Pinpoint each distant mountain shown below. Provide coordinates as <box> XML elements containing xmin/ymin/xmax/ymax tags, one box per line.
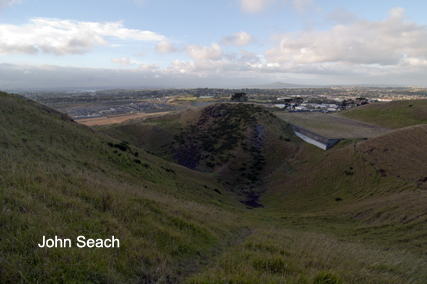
<box><xmin>241</xmin><ymin>81</ymin><xmax>330</xmax><ymax>89</ymax></box>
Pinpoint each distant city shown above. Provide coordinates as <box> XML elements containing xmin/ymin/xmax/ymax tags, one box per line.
<box><xmin>7</xmin><ymin>85</ymin><xmax>427</xmax><ymax>120</ymax></box>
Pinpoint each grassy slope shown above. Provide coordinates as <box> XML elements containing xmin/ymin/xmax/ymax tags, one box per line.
<box><xmin>190</xmin><ymin>126</ymin><xmax>427</xmax><ymax>283</ymax></box>
<box><xmin>262</xmin><ymin>125</ymin><xmax>427</xmax><ymax>253</ymax></box>
<box><xmin>339</xmin><ymin>99</ymin><xmax>427</xmax><ymax>129</ymax></box>
<box><xmin>99</xmin><ymin>103</ymin><xmax>300</xmax><ymax>206</ymax></box>
<box><xmin>0</xmin><ymin>92</ymin><xmax>248</xmax><ymax>283</ymax></box>
<box><xmin>2</xmin><ymin>93</ymin><xmax>427</xmax><ymax>283</ymax></box>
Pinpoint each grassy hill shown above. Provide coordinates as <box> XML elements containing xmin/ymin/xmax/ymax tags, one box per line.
<box><xmin>98</xmin><ymin>103</ymin><xmax>299</xmax><ymax>206</ymax></box>
<box><xmin>0</xmin><ymin>92</ymin><xmax>248</xmax><ymax>283</ymax></box>
<box><xmin>2</xmin><ymin>92</ymin><xmax>427</xmax><ymax>283</ymax></box>
<box><xmin>262</xmin><ymin>124</ymin><xmax>427</xmax><ymax>252</ymax></box>
<box><xmin>339</xmin><ymin>99</ymin><xmax>427</xmax><ymax>129</ymax></box>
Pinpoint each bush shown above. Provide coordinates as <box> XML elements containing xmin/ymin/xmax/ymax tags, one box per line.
<box><xmin>312</xmin><ymin>271</ymin><xmax>342</xmax><ymax>284</ymax></box>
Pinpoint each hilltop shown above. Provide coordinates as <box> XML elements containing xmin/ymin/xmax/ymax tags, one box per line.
<box><xmin>339</xmin><ymin>99</ymin><xmax>427</xmax><ymax>129</ymax></box>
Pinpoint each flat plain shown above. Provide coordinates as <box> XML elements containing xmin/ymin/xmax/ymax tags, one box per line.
<box><xmin>77</xmin><ymin>111</ymin><xmax>173</xmax><ymax>126</ymax></box>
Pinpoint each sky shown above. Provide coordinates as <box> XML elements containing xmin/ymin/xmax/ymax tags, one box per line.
<box><xmin>1</xmin><ymin>0</ymin><xmax>427</xmax><ymax>89</ymax></box>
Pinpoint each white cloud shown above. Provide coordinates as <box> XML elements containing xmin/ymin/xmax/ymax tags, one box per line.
<box><xmin>240</xmin><ymin>49</ymin><xmax>260</xmax><ymax>64</ymax></box>
<box><xmin>134</xmin><ymin>51</ymin><xmax>146</xmax><ymax>57</ymax></box>
<box><xmin>221</xmin><ymin>32</ymin><xmax>254</xmax><ymax>46</ymax></box>
<box><xmin>0</xmin><ymin>18</ymin><xmax>165</xmax><ymax>55</ymax></box>
<box><xmin>265</xmin><ymin>7</ymin><xmax>427</xmax><ymax>66</ymax></box>
<box><xmin>2</xmin><ymin>56</ymin><xmax>427</xmax><ymax>90</ymax></box>
<box><xmin>155</xmin><ymin>41</ymin><xmax>177</xmax><ymax>54</ymax></box>
<box><xmin>291</xmin><ymin>0</ymin><xmax>313</xmax><ymax>12</ymax></box>
<box><xmin>239</xmin><ymin>0</ymin><xmax>315</xmax><ymax>13</ymax></box>
<box><xmin>139</xmin><ymin>63</ymin><xmax>159</xmax><ymax>70</ymax></box>
<box><xmin>239</xmin><ymin>0</ymin><xmax>275</xmax><ymax>13</ymax></box>
<box><xmin>111</xmin><ymin>57</ymin><xmax>131</xmax><ymax>66</ymax></box>
<box><xmin>0</xmin><ymin>0</ymin><xmax>21</xmax><ymax>11</ymax></box>
<box><xmin>111</xmin><ymin>57</ymin><xmax>146</xmax><ymax>66</ymax></box>
<box><xmin>326</xmin><ymin>7</ymin><xmax>357</xmax><ymax>24</ymax></box>
<box><xmin>186</xmin><ymin>43</ymin><xmax>223</xmax><ymax>60</ymax></box>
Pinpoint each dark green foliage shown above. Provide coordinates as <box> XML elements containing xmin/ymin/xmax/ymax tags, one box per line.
<box><xmin>107</xmin><ymin>141</ymin><xmax>130</xmax><ymax>152</ymax></box>
<box><xmin>171</xmin><ymin>104</ymin><xmax>262</xmax><ymax>170</ymax></box>
<box><xmin>312</xmin><ymin>271</ymin><xmax>342</xmax><ymax>284</ymax></box>
<box><xmin>230</xmin><ymin>92</ymin><xmax>248</xmax><ymax>102</ymax></box>
<box><xmin>114</xmin><ymin>142</ymin><xmax>129</xmax><ymax>151</ymax></box>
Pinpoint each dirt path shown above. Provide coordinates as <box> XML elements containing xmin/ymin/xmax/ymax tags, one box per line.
<box><xmin>275</xmin><ymin>112</ymin><xmax>391</xmax><ymax>138</ymax></box>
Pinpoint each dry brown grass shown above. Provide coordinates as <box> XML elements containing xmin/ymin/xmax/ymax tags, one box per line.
<box><xmin>77</xmin><ymin>111</ymin><xmax>173</xmax><ymax>126</ymax></box>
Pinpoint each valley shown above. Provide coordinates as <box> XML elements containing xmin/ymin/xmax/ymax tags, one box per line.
<box><xmin>2</xmin><ymin>91</ymin><xmax>427</xmax><ymax>283</ymax></box>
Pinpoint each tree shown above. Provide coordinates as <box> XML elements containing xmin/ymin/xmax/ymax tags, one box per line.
<box><xmin>294</xmin><ymin>97</ymin><xmax>304</xmax><ymax>104</ymax></box>
<box><xmin>231</xmin><ymin>92</ymin><xmax>248</xmax><ymax>102</ymax></box>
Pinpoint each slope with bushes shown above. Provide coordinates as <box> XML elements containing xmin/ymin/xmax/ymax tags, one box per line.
<box><xmin>100</xmin><ymin>103</ymin><xmax>300</xmax><ymax>206</ymax></box>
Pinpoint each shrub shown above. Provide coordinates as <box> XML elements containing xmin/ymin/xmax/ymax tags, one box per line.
<box><xmin>312</xmin><ymin>271</ymin><xmax>342</xmax><ymax>284</ymax></box>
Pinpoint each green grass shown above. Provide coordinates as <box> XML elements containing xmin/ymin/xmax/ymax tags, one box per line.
<box><xmin>2</xmin><ymin>92</ymin><xmax>427</xmax><ymax>283</ymax></box>
<box><xmin>99</xmin><ymin>103</ymin><xmax>298</xmax><ymax>186</ymax></box>
<box><xmin>340</xmin><ymin>100</ymin><xmax>427</xmax><ymax>129</ymax></box>
<box><xmin>187</xmin><ymin>226</ymin><xmax>427</xmax><ymax>283</ymax></box>
<box><xmin>0</xmin><ymin>92</ymin><xmax>248</xmax><ymax>283</ymax></box>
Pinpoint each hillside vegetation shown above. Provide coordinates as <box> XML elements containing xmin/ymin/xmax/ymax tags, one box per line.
<box><xmin>339</xmin><ymin>99</ymin><xmax>427</xmax><ymax>129</ymax></box>
<box><xmin>262</xmin><ymin>124</ymin><xmax>427</xmax><ymax>252</ymax></box>
<box><xmin>0</xmin><ymin>92</ymin><xmax>248</xmax><ymax>283</ymax></box>
<box><xmin>2</xmin><ymin>92</ymin><xmax>427</xmax><ymax>283</ymax></box>
<box><xmin>99</xmin><ymin>103</ymin><xmax>299</xmax><ymax>206</ymax></box>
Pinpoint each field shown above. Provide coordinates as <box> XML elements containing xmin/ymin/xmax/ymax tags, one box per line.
<box><xmin>274</xmin><ymin>111</ymin><xmax>391</xmax><ymax>138</ymax></box>
<box><xmin>77</xmin><ymin>111</ymin><xmax>173</xmax><ymax>126</ymax></box>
